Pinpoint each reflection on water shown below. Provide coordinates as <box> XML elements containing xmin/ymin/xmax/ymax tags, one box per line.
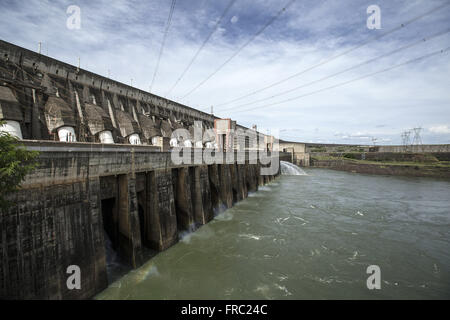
<box><xmin>96</xmin><ymin>169</ymin><xmax>450</xmax><ymax>299</ymax></box>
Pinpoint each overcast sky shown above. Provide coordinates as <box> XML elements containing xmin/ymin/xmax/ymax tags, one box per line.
<box><xmin>1</xmin><ymin>0</ymin><xmax>449</xmax><ymax>144</ymax></box>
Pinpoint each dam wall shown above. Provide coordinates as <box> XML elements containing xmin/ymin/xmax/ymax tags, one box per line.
<box><xmin>0</xmin><ymin>40</ymin><xmax>217</xmax><ymax>145</ymax></box>
<box><xmin>0</xmin><ymin>141</ymin><xmax>279</xmax><ymax>299</ymax></box>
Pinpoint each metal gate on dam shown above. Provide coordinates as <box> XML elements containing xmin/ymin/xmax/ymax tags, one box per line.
<box><xmin>0</xmin><ymin>40</ymin><xmax>286</xmax><ymax>299</ymax></box>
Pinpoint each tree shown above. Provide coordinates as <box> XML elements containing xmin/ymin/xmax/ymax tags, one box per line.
<box><xmin>0</xmin><ymin>120</ymin><xmax>39</xmax><ymax>211</ymax></box>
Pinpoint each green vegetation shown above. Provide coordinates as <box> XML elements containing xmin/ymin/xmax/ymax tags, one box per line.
<box><xmin>309</xmin><ymin>146</ymin><xmax>327</xmax><ymax>153</ymax></box>
<box><xmin>0</xmin><ymin>120</ymin><xmax>39</xmax><ymax>211</ymax></box>
<box><xmin>350</xmin><ymin>148</ymin><xmax>365</xmax><ymax>152</ymax></box>
<box><xmin>349</xmin><ymin>159</ymin><xmax>450</xmax><ymax>167</ymax></box>
<box><xmin>343</xmin><ymin>153</ymin><xmax>359</xmax><ymax>160</ymax></box>
<box><xmin>311</xmin><ymin>154</ymin><xmax>450</xmax><ymax>168</ymax></box>
<box><xmin>311</xmin><ymin>151</ymin><xmax>450</xmax><ymax>179</ymax></box>
<box><xmin>311</xmin><ymin>155</ymin><xmax>343</xmax><ymax>161</ymax></box>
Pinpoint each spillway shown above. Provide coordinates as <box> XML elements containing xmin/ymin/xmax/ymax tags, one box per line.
<box><xmin>280</xmin><ymin>160</ymin><xmax>307</xmax><ymax>175</ymax></box>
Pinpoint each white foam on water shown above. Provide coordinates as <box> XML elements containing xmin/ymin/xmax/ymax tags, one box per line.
<box><xmin>292</xmin><ymin>216</ymin><xmax>308</xmax><ymax>223</ymax></box>
<box><xmin>433</xmin><ymin>263</ymin><xmax>440</xmax><ymax>274</ymax></box>
<box><xmin>273</xmin><ymin>238</ymin><xmax>287</xmax><ymax>245</ymax></box>
<box><xmin>274</xmin><ymin>283</ymin><xmax>292</xmax><ymax>296</ymax></box>
<box><xmin>215</xmin><ymin>211</ymin><xmax>234</xmax><ymax>221</ymax></box>
<box><xmin>181</xmin><ymin>225</ymin><xmax>216</xmax><ymax>244</ymax></box>
<box><xmin>239</xmin><ymin>233</ymin><xmax>262</xmax><ymax>240</ymax></box>
<box><xmin>248</xmin><ymin>192</ymin><xmax>262</xmax><ymax>197</ymax></box>
<box><xmin>224</xmin><ymin>288</ymin><xmax>235</xmax><ymax>296</ymax></box>
<box><xmin>280</xmin><ymin>161</ymin><xmax>307</xmax><ymax>175</ymax></box>
<box><xmin>213</xmin><ymin>203</ymin><xmax>228</xmax><ymax>216</ymax></box>
<box><xmin>109</xmin><ymin>281</ymin><xmax>122</xmax><ymax>288</ymax></box>
<box><xmin>275</xmin><ymin>216</ymin><xmax>291</xmax><ymax>225</ymax></box>
<box><xmin>348</xmin><ymin>251</ymin><xmax>359</xmax><ymax>261</ymax></box>
<box><xmin>254</xmin><ymin>285</ymin><xmax>271</xmax><ymax>299</ymax></box>
<box><xmin>179</xmin><ymin>223</ymin><xmax>198</xmax><ymax>243</ymax></box>
<box><xmin>180</xmin><ymin>232</ymin><xmax>194</xmax><ymax>244</ymax></box>
<box><xmin>278</xmin><ymin>275</ymin><xmax>288</xmax><ymax>281</ymax></box>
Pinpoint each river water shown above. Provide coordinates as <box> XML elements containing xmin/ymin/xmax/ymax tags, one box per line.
<box><xmin>95</xmin><ymin>167</ymin><xmax>450</xmax><ymax>299</ymax></box>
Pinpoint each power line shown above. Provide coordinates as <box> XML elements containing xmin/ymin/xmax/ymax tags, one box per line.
<box><xmin>231</xmin><ymin>46</ymin><xmax>449</xmax><ymax>114</ymax></box>
<box><xmin>149</xmin><ymin>0</ymin><xmax>177</xmax><ymax>93</ymax></box>
<box><xmin>165</xmin><ymin>0</ymin><xmax>237</xmax><ymax>98</ymax></box>
<box><xmin>215</xmin><ymin>1</ymin><xmax>450</xmax><ymax>108</ymax></box>
<box><xmin>181</xmin><ymin>0</ymin><xmax>296</xmax><ymax>100</ymax></box>
<box><xmin>220</xmin><ymin>27</ymin><xmax>450</xmax><ymax>111</ymax></box>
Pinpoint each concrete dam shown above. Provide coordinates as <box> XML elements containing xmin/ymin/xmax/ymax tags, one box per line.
<box><xmin>0</xmin><ymin>40</ymin><xmax>282</xmax><ymax>299</ymax></box>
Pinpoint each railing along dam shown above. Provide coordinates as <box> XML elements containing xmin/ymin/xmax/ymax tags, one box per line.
<box><xmin>0</xmin><ymin>140</ymin><xmax>280</xmax><ymax>299</ymax></box>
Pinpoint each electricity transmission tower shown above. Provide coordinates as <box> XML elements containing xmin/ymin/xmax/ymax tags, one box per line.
<box><xmin>401</xmin><ymin>130</ymin><xmax>411</xmax><ymax>152</ymax></box>
<box><xmin>401</xmin><ymin>127</ymin><xmax>422</xmax><ymax>152</ymax></box>
<box><xmin>411</xmin><ymin>127</ymin><xmax>423</xmax><ymax>145</ymax></box>
<box><xmin>371</xmin><ymin>137</ymin><xmax>378</xmax><ymax>146</ymax></box>
<box><xmin>411</xmin><ymin>127</ymin><xmax>423</xmax><ymax>152</ymax></box>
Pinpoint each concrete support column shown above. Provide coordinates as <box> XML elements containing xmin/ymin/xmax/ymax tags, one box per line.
<box><xmin>174</xmin><ymin>167</ymin><xmax>195</xmax><ymax>232</ymax></box>
<box><xmin>230</xmin><ymin>164</ymin><xmax>244</xmax><ymax>203</ymax></box>
<box><xmin>117</xmin><ymin>174</ymin><xmax>143</xmax><ymax>268</ymax></box>
<box><xmin>258</xmin><ymin>164</ymin><xmax>264</xmax><ymax>186</ymax></box>
<box><xmin>87</xmin><ymin>177</ymin><xmax>108</xmax><ymax>295</ymax></box>
<box><xmin>192</xmin><ymin>166</ymin><xmax>213</xmax><ymax>225</ymax></box>
<box><xmin>246</xmin><ymin>164</ymin><xmax>258</xmax><ymax>193</ymax></box>
<box><xmin>229</xmin><ymin>164</ymin><xmax>238</xmax><ymax>203</ymax></box>
<box><xmin>237</xmin><ymin>164</ymin><xmax>248</xmax><ymax>199</ymax></box>
<box><xmin>208</xmin><ymin>164</ymin><xmax>221</xmax><ymax>213</ymax></box>
<box><xmin>219</xmin><ymin>165</ymin><xmax>233</xmax><ymax>209</ymax></box>
<box><xmin>146</xmin><ymin>170</ymin><xmax>178</xmax><ymax>251</ymax></box>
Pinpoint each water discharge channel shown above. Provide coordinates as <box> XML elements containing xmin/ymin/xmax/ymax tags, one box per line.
<box><xmin>96</xmin><ymin>165</ymin><xmax>450</xmax><ymax>299</ymax></box>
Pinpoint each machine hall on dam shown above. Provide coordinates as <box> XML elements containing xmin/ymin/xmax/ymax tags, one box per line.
<box><xmin>0</xmin><ymin>40</ymin><xmax>285</xmax><ymax>299</ymax></box>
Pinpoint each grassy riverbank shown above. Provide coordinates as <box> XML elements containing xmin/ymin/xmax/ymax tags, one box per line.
<box><xmin>310</xmin><ymin>153</ymin><xmax>450</xmax><ymax>179</ymax></box>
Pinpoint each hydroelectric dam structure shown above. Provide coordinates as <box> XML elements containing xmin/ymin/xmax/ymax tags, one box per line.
<box><xmin>0</xmin><ymin>40</ymin><xmax>286</xmax><ymax>299</ymax></box>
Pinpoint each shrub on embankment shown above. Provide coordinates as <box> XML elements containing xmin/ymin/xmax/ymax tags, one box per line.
<box><xmin>0</xmin><ymin>121</ymin><xmax>39</xmax><ymax>211</ymax></box>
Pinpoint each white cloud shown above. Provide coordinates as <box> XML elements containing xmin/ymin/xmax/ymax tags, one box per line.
<box><xmin>429</xmin><ymin>125</ymin><xmax>450</xmax><ymax>134</ymax></box>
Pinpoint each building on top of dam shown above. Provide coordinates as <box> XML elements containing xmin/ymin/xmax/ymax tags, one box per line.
<box><xmin>0</xmin><ymin>40</ymin><xmax>276</xmax><ymax>152</ymax></box>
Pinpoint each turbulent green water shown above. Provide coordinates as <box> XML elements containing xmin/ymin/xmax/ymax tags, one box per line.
<box><xmin>96</xmin><ymin>168</ymin><xmax>450</xmax><ymax>299</ymax></box>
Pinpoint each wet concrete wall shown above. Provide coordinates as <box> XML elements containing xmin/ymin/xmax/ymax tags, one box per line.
<box><xmin>0</xmin><ymin>141</ymin><xmax>280</xmax><ymax>299</ymax></box>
